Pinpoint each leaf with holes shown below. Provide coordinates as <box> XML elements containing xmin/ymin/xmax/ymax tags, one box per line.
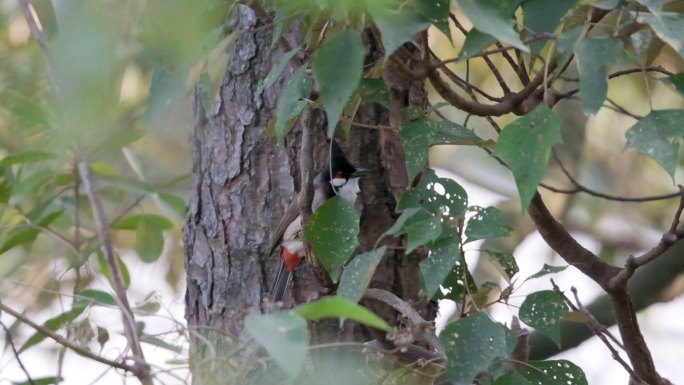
<box><xmin>527</xmin><ymin>264</ymin><xmax>568</xmax><ymax>280</ymax></box>
<box><xmin>625</xmin><ymin>109</ymin><xmax>684</xmax><ymax>179</ymax></box>
<box><xmin>519</xmin><ymin>290</ymin><xmax>568</xmax><ymax>346</ymax></box>
<box><xmin>573</xmin><ymin>37</ymin><xmax>623</xmax><ymax>115</ymax></box>
<box><xmin>431</xmin><ymin>121</ymin><xmax>483</xmax><ymax>146</ymax></box>
<box><xmin>303</xmin><ymin>196</ymin><xmax>360</xmax><ymax>282</ymax></box>
<box><xmin>358</xmin><ymin>78</ymin><xmax>390</xmax><ymax>108</ymax></box>
<box><xmin>244</xmin><ymin>312</ymin><xmax>307</xmax><ymax>378</ymax></box>
<box><xmin>440</xmin><ymin>312</ymin><xmax>518</xmax><ymax>384</ymax></box>
<box><xmin>458</xmin><ymin>0</ymin><xmax>528</xmax><ymax>51</ymax></box>
<box><xmin>404</xmin><ymin>211</ymin><xmax>443</xmax><ymax>253</ymax></box>
<box><xmin>294</xmin><ymin>297</ymin><xmax>390</xmax><ymax>331</ymax></box>
<box><xmin>275</xmin><ymin>65</ymin><xmax>312</xmax><ymax>145</ymax></box>
<box><xmin>486</xmin><ymin>251</ymin><xmax>519</xmax><ymax>283</ymax></box>
<box><xmin>492</xmin><ymin>104</ymin><xmax>562</xmax><ymax>211</ymax></box>
<box><xmin>497</xmin><ymin>360</ymin><xmax>588</xmax><ymax>385</ymax></box>
<box><xmin>420</xmin><ymin>234</ymin><xmax>461</xmax><ymax>298</ymax></box>
<box><xmin>400</xmin><ymin>119</ymin><xmax>434</xmax><ymax>184</ymax></box>
<box><xmin>337</xmin><ymin>247</ymin><xmax>387</xmax><ymax>303</ymax></box>
<box><xmin>399</xmin><ymin>169</ymin><xmax>469</xmax><ymax>218</ymax></box>
<box><xmin>465</xmin><ymin>206</ymin><xmax>511</xmax><ymax>242</ymax></box>
<box><xmin>314</xmin><ymin>29</ymin><xmax>364</xmax><ymax>136</ymax></box>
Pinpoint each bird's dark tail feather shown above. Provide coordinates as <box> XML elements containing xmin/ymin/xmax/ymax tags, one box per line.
<box><xmin>270</xmin><ymin>261</ymin><xmax>292</xmax><ymax>304</ymax></box>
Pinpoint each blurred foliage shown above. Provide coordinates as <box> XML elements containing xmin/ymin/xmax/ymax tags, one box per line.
<box><xmin>1</xmin><ymin>0</ymin><xmax>684</xmax><ymax>384</ymax></box>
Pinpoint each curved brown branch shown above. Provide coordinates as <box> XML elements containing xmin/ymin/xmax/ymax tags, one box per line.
<box><xmin>555</xmin><ymin>66</ymin><xmax>674</xmax><ymax>100</ymax></box>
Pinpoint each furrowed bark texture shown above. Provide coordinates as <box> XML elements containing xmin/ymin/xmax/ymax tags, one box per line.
<box><xmin>183</xmin><ymin>6</ymin><xmax>433</xmax><ymax>383</ymax></box>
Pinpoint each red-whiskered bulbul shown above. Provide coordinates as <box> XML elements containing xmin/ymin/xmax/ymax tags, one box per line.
<box><xmin>269</xmin><ymin>141</ymin><xmax>368</xmax><ymax>303</ymax></box>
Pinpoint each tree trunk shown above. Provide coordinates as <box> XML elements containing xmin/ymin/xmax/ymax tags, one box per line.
<box><xmin>183</xmin><ymin>5</ymin><xmax>432</xmax><ymax>384</ymax></box>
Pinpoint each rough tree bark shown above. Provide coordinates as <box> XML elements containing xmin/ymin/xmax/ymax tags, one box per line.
<box><xmin>183</xmin><ymin>6</ymin><xmax>433</xmax><ymax>384</ymax></box>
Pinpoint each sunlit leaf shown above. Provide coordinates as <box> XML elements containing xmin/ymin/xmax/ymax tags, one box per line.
<box><xmin>337</xmin><ymin>247</ymin><xmax>387</xmax><ymax>303</ymax></box>
<box><xmin>294</xmin><ymin>297</ymin><xmax>391</xmax><ymax>331</ymax></box>
<box><xmin>0</xmin><ymin>151</ymin><xmax>56</xmax><ymax>165</ymax></box>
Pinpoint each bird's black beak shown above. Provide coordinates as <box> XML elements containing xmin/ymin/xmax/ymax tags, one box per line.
<box><xmin>351</xmin><ymin>167</ymin><xmax>369</xmax><ymax>178</ymax></box>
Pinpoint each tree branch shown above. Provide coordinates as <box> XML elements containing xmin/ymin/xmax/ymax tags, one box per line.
<box><xmin>0</xmin><ymin>301</ymin><xmax>137</xmax><ymax>373</ymax></box>
<box><xmin>78</xmin><ymin>163</ymin><xmax>152</xmax><ymax>385</ymax></box>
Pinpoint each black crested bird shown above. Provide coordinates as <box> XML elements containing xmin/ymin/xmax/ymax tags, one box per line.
<box><xmin>269</xmin><ymin>141</ymin><xmax>368</xmax><ymax>303</ymax></box>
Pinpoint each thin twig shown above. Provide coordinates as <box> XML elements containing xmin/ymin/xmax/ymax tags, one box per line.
<box><xmin>0</xmin><ymin>301</ymin><xmax>136</xmax><ymax>373</ymax></box>
<box><xmin>78</xmin><ymin>163</ymin><xmax>152</xmax><ymax>384</ymax></box>
<box><xmin>1</xmin><ymin>319</ymin><xmax>37</xmax><ymax>385</ymax></box>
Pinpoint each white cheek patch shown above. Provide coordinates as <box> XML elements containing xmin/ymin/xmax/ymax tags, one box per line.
<box><xmin>338</xmin><ymin>178</ymin><xmax>360</xmax><ymax>203</ymax></box>
<box><xmin>331</xmin><ymin>177</ymin><xmax>347</xmax><ymax>187</ymax></box>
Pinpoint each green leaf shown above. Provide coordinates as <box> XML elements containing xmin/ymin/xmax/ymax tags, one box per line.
<box><xmin>404</xmin><ymin>211</ymin><xmax>443</xmax><ymax>253</ymax></box>
<box><xmin>573</xmin><ymin>37</ymin><xmax>623</xmax><ymax>115</ymax></box>
<box><xmin>244</xmin><ymin>312</ymin><xmax>307</xmax><ymax>378</ymax></box>
<box><xmin>369</xmin><ymin>5</ymin><xmax>431</xmax><ymax>56</ymax></box>
<box><xmin>260</xmin><ymin>47</ymin><xmax>300</xmax><ymax>93</ymax></box>
<box><xmin>522</xmin><ymin>0</ymin><xmax>578</xmax><ymax>60</ymax></box>
<box><xmin>152</xmin><ymin>192</ymin><xmax>187</xmax><ymax>220</ymax></box>
<box><xmin>95</xmin><ymin>173</ymin><xmax>156</xmax><ymax>194</ymax></box>
<box><xmin>275</xmin><ymin>65</ymin><xmax>312</xmax><ymax>145</ymax></box>
<box><xmin>458</xmin><ymin>0</ymin><xmax>528</xmax><ymax>51</ymax></box>
<box><xmin>383</xmin><ymin>207</ymin><xmax>422</xmax><ymax>237</ymax></box>
<box><xmin>401</xmin><ymin>119</ymin><xmax>434</xmax><ymax>184</ymax></box>
<box><xmin>486</xmin><ymin>251</ymin><xmax>519</xmax><ymax>283</ymax></box>
<box><xmin>410</xmin><ymin>0</ymin><xmax>451</xmax><ymax>37</ymax></box>
<box><xmin>492</xmin><ymin>104</ymin><xmax>562</xmax><ymax>211</ymax></box>
<box><xmin>465</xmin><ymin>206</ymin><xmax>511</xmax><ymax>242</ymax></box>
<box><xmin>624</xmin><ymin>109</ymin><xmax>684</xmax><ymax>179</ymax></box>
<box><xmin>0</xmin><ymin>227</ymin><xmax>39</xmax><ymax>255</ymax></box>
<box><xmin>13</xmin><ymin>377</ymin><xmax>63</xmax><ymax>385</ymax></box>
<box><xmin>112</xmin><ymin>214</ymin><xmax>174</xmax><ymax>231</ymax></box>
<box><xmin>637</xmin><ymin>12</ymin><xmax>684</xmax><ymax>60</ymax></box>
<box><xmin>431</xmin><ymin>121</ymin><xmax>483</xmax><ymax>146</ymax></box>
<box><xmin>19</xmin><ymin>306</ymin><xmax>86</xmax><ymax>352</ymax></box>
<box><xmin>135</xmin><ymin>217</ymin><xmax>165</xmax><ymax>263</ymax></box>
<box><xmin>0</xmin><ymin>151</ymin><xmax>56</xmax><ymax>165</ymax></box>
<box><xmin>303</xmin><ymin>196</ymin><xmax>360</xmax><ymax>282</ymax></box>
<box><xmin>358</xmin><ymin>78</ymin><xmax>390</xmax><ymax>108</ymax></box>
<box><xmin>140</xmin><ymin>334</ymin><xmax>183</xmax><ymax>353</ymax></box>
<box><xmin>145</xmin><ymin>66</ymin><xmax>186</xmax><ymax>126</ymax></box>
<box><xmin>294</xmin><ymin>297</ymin><xmax>391</xmax><ymax>331</ymax></box>
<box><xmin>420</xmin><ymin>234</ymin><xmax>460</xmax><ymax>298</ymax></box>
<box><xmin>75</xmin><ymin>289</ymin><xmax>117</xmax><ymax>307</ymax></box>
<box><xmin>313</xmin><ymin>29</ymin><xmax>364</xmax><ymax>136</ymax></box>
<box><xmin>662</xmin><ymin>72</ymin><xmax>684</xmax><ymax>96</ymax></box>
<box><xmin>519</xmin><ymin>290</ymin><xmax>568</xmax><ymax>346</ymax></box>
<box><xmin>512</xmin><ymin>360</ymin><xmax>588</xmax><ymax>385</ymax></box>
<box><xmin>459</xmin><ymin>29</ymin><xmax>496</xmax><ymax>59</ymax></box>
<box><xmin>96</xmin><ymin>250</ymin><xmax>131</xmax><ymax>288</ymax></box>
<box><xmin>527</xmin><ymin>264</ymin><xmax>568</xmax><ymax>280</ymax></box>
<box><xmin>337</xmin><ymin>247</ymin><xmax>387</xmax><ymax>303</ymax></box>
<box><xmin>440</xmin><ymin>312</ymin><xmax>518</xmax><ymax>384</ymax></box>
<box><xmin>399</xmin><ymin>169</ymin><xmax>469</xmax><ymax>218</ymax></box>
<box><xmin>10</xmin><ymin>170</ymin><xmax>55</xmax><ymax>205</ymax></box>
